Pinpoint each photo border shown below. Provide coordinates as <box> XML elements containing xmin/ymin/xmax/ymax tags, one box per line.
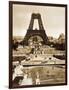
<box><xmin>9</xmin><ymin>1</ymin><xmax>67</xmax><ymax>89</ymax></box>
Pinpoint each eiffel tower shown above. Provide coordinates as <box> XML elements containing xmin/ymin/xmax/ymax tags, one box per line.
<box><xmin>22</xmin><ymin>13</ymin><xmax>48</xmax><ymax>46</ymax></box>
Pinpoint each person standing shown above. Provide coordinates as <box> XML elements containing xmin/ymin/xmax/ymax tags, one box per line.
<box><xmin>13</xmin><ymin>61</ymin><xmax>24</xmax><ymax>80</ymax></box>
<box><xmin>35</xmin><ymin>72</ymin><xmax>40</xmax><ymax>85</ymax></box>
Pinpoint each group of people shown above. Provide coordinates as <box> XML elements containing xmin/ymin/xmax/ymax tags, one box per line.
<box><xmin>12</xmin><ymin>61</ymin><xmax>40</xmax><ymax>87</ymax></box>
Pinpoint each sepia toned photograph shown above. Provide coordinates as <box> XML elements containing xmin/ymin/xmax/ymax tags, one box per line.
<box><xmin>9</xmin><ymin>1</ymin><xmax>67</xmax><ymax>88</ymax></box>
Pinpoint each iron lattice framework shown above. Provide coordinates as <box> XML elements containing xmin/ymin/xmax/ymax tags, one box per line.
<box><xmin>22</xmin><ymin>13</ymin><xmax>48</xmax><ymax>45</ymax></box>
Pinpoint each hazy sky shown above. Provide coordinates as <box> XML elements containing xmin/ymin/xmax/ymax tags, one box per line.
<box><xmin>13</xmin><ymin>4</ymin><xmax>65</xmax><ymax>38</ymax></box>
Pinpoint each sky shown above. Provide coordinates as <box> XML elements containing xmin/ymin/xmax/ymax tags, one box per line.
<box><xmin>13</xmin><ymin>4</ymin><xmax>65</xmax><ymax>38</ymax></box>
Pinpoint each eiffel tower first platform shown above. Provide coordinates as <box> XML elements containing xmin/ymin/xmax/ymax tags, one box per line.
<box><xmin>22</xmin><ymin>13</ymin><xmax>48</xmax><ymax>46</ymax></box>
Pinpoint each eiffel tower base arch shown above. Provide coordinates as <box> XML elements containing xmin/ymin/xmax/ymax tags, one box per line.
<box><xmin>22</xmin><ymin>13</ymin><xmax>48</xmax><ymax>46</ymax></box>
